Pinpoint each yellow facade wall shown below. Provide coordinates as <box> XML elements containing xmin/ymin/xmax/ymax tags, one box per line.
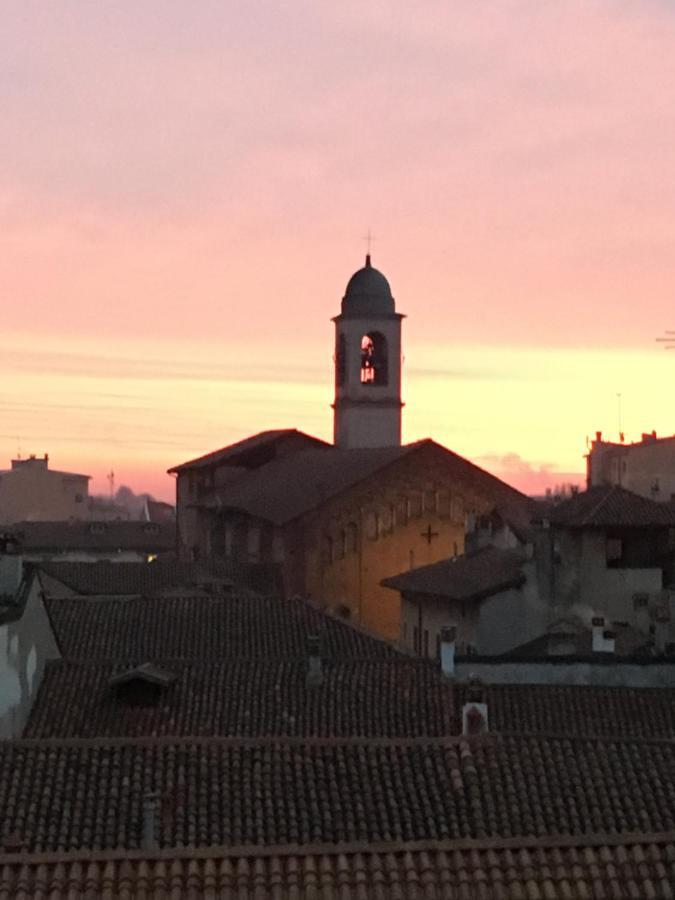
<box><xmin>301</xmin><ymin>445</ymin><xmax>510</xmax><ymax>641</ymax></box>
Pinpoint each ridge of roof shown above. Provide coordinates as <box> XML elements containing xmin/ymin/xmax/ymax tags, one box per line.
<box><xmin>544</xmin><ymin>483</ymin><xmax>675</xmax><ymax>527</ymax></box>
<box><xmin>5</xmin><ymin>729</ymin><xmax>674</xmax><ymax>751</ymax></box>
<box><xmin>167</xmin><ymin>429</ymin><xmax>329</xmax><ymax>474</ymax></box>
<box><xmin>2</xmin><ymin>829</ymin><xmax>672</xmax><ymax>866</ymax></box>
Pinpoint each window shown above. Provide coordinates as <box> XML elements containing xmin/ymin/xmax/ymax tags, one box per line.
<box><xmin>336</xmin><ymin>334</ymin><xmax>346</xmax><ymax>386</ymax></box>
<box><xmin>322</xmin><ymin>535</ymin><xmax>334</xmax><ymax>565</ymax></box>
<box><xmin>408</xmin><ymin>492</ymin><xmax>422</xmax><ymax>518</ymax></box>
<box><xmin>423</xmin><ymin>489</ymin><xmax>436</xmax><ymax>514</ymax></box>
<box><xmin>345</xmin><ymin>523</ymin><xmax>358</xmax><ymax>554</ymax></box>
<box><xmin>606</xmin><ymin>538</ymin><xmax>623</xmax><ymax>564</ymax></box>
<box><xmin>633</xmin><ymin>593</ymin><xmax>649</xmax><ymax>610</ymax></box>
<box><xmin>437</xmin><ymin>490</ymin><xmax>451</xmax><ymax>517</ymax></box>
<box><xmin>360</xmin><ymin>332</ymin><xmax>388</xmax><ymax>385</ymax></box>
<box><xmin>366</xmin><ymin>512</ymin><xmax>378</xmax><ymax>540</ymax></box>
<box><xmin>396</xmin><ymin>498</ymin><xmax>408</xmax><ymax>527</ymax></box>
<box><xmin>450</xmin><ymin>495</ymin><xmax>465</xmax><ymax>523</ymax></box>
<box><xmin>74</xmin><ymin>493</ymin><xmax>84</xmax><ymax>504</ymax></box>
<box><xmin>379</xmin><ymin>505</ymin><xmax>394</xmax><ymax>536</ymax></box>
<box><xmin>423</xmin><ymin>629</ymin><xmax>429</xmax><ymax>657</ymax></box>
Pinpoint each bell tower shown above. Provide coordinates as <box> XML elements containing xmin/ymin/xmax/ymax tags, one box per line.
<box><xmin>332</xmin><ymin>255</ymin><xmax>404</xmax><ymax>448</ymax></box>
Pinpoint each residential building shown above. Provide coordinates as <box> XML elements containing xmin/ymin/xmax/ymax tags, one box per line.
<box><xmin>8</xmin><ymin>519</ymin><xmax>174</xmax><ymax>563</ymax></box>
<box><xmin>587</xmin><ymin>429</ymin><xmax>675</xmax><ymax>500</ymax></box>
<box><xmin>0</xmin><ymin>455</ymin><xmax>89</xmax><ymax>524</ymax></box>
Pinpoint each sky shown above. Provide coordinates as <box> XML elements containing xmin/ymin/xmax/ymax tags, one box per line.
<box><xmin>2</xmin><ymin>1</ymin><xmax>675</xmax><ymax>501</ymax></box>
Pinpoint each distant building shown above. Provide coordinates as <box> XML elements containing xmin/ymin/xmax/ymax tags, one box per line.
<box><xmin>142</xmin><ymin>498</ymin><xmax>175</xmax><ymax>524</ymax></box>
<box><xmin>587</xmin><ymin>429</ymin><xmax>675</xmax><ymax>500</ymax></box>
<box><xmin>0</xmin><ymin>455</ymin><xmax>89</xmax><ymax>524</ymax></box>
<box><xmin>8</xmin><ymin>520</ymin><xmax>174</xmax><ymax>563</ymax></box>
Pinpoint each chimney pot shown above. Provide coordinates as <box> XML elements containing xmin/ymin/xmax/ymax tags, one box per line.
<box><xmin>306</xmin><ymin>633</ymin><xmax>323</xmax><ymax>687</ymax></box>
<box><xmin>439</xmin><ymin>626</ymin><xmax>456</xmax><ymax>678</ymax></box>
<box><xmin>142</xmin><ymin>792</ymin><xmax>160</xmax><ymax>850</ymax></box>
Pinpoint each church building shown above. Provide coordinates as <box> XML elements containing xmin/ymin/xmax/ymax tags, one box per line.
<box><xmin>170</xmin><ymin>256</ymin><xmax>528</xmax><ymax>641</ymax></box>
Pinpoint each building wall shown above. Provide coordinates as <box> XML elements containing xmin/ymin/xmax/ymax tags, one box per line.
<box><xmin>0</xmin><ymin>575</ymin><xmax>61</xmax><ymax>738</ymax></box>
<box><xmin>0</xmin><ymin>457</ymin><xmax>89</xmax><ymax>525</ymax></box>
<box><xmin>476</xmin><ymin>561</ymin><xmax>548</xmax><ymax>654</ymax></box>
<box><xmin>588</xmin><ymin>434</ymin><xmax>675</xmax><ymax>501</ymax></box>
<box><xmin>400</xmin><ymin>593</ymin><xmax>479</xmax><ymax>657</ymax></box>
<box><xmin>301</xmin><ymin>446</ymin><xmax>506</xmax><ymax>640</ymax></box>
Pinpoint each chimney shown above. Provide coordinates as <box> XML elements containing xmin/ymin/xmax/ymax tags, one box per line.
<box><xmin>0</xmin><ymin>535</ymin><xmax>23</xmax><ymax>598</ymax></box>
<box><xmin>439</xmin><ymin>626</ymin><xmax>456</xmax><ymax>678</ymax></box>
<box><xmin>653</xmin><ymin>604</ymin><xmax>671</xmax><ymax>654</ymax></box>
<box><xmin>142</xmin><ymin>793</ymin><xmax>160</xmax><ymax>850</ymax></box>
<box><xmin>591</xmin><ymin>616</ymin><xmax>615</xmax><ymax>654</ymax></box>
<box><xmin>462</xmin><ymin>677</ymin><xmax>489</xmax><ymax>735</ymax></box>
<box><xmin>306</xmin><ymin>633</ymin><xmax>323</xmax><ymax>687</ymax></box>
<box><xmin>595</xmin><ymin>431</ymin><xmax>602</xmax><ymax>443</ymax></box>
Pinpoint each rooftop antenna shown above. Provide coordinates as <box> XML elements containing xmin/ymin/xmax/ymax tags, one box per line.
<box><xmin>107</xmin><ymin>470</ymin><xmax>115</xmax><ymax>502</ymax></box>
<box><xmin>616</xmin><ymin>393</ymin><xmax>624</xmax><ymax>443</ymax></box>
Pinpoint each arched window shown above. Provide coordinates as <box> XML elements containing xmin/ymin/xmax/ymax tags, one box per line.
<box><xmin>360</xmin><ymin>332</ymin><xmax>388</xmax><ymax>385</ymax></box>
<box><xmin>336</xmin><ymin>334</ymin><xmax>346</xmax><ymax>386</ymax></box>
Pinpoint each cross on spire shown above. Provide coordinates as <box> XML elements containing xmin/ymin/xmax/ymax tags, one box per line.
<box><xmin>362</xmin><ymin>228</ymin><xmax>375</xmax><ymax>261</ymax></box>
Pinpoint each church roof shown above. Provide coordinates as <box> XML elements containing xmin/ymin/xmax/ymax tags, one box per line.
<box><xmin>168</xmin><ymin>429</ymin><xmax>328</xmax><ymax>474</ymax></box>
<box><xmin>341</xmin><ymin>254</ymin><xmax>396</xmax><ymax>317</ymax></box>
<box><xmin>201</xmin><ymin>439</ymin><xmax>528</xmax><ymax>526</ymax></box>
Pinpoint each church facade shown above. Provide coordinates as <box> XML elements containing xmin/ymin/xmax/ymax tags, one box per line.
<box><xmin>170</xmin><ymin>257</ymin><xmax>527</xmax><ymax>641</ymax></box>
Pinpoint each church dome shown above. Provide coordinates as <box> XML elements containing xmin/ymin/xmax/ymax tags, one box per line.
<box><xmin>341</xmin><ymin>255</ymin><xmax>395</xmax><ymax>316</ymax></box>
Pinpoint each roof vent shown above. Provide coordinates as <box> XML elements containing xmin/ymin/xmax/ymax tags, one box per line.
<box><xmin>142</xmin><ymin>792</ymin><xmax>160</xmax><ymax>850</ymax></box>
<box><xmin>306</xmin><ymin>633</ymin><xmax>323</xmax><ymax>687</ymax></box>
<box><xmin>592</xmin><ymin>617</ymin><xmax>615</xmax><ymax>653</ymax></box>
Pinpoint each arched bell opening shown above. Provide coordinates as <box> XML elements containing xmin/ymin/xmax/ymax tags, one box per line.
<box><xmin>360</xmin><ymin>332</ymin><xmax>388</xmax><ymax>386</ymax></box>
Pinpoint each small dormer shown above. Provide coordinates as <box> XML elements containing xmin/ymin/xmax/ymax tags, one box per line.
<box><xmin>108</xmin><ymin>663</ymin><xmax>177</xmax><ymax>707</ymax></box>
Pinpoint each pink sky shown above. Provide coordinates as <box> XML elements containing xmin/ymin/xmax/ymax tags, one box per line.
<box><xmin>3</xmin><ymin>2</ymin><xmax>675</xmax><ymax>500</ymax></box>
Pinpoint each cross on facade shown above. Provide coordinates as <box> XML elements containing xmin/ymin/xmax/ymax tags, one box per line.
<box><xmin>421</xmin><ymin>524</ymin><xmax>439</xmax><ymax>545</ymax></box>
<box><xmin>362</xmin><ymin>229</ymin><xmax>375</xmax><ymax>255</ymax></box>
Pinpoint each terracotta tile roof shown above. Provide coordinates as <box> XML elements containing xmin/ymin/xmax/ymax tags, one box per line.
<box><xmin>12</xmin><ymin>520</ymin><xmax>174</xmax><ymax>553</ymax></box>
<box><xmin>382</xmin><ymin>546</ymin><xmax>525</xmax><ymax>601</ymax></box>
<box><xmin>2</xmin><ymin>733</ymin><xmax>675</xmax><ymax>853</ymax></box>
<box><xmin>204</xmin><ymin>443</ymin><xmax>422</xmax><ymax>525</ymax></box>
<box><xmin>1</xmin><ymin>833</ymin><xmax>673</xmax><ymax>899</ymax></box>
<box><xmin>545</xmin><ymin>484</ymin><xmax>675</xmax><ymax>528</ymax></box>
<box><xmin>25</xmin><ymin>659</ymin><xmax>454</xmax><ymax>739</ymax></box>
<box><xmin>26</xmin><ymin>651</ymin><xmax>675</xmax><ymax>742</ymax></box>
<box><xmin>167</xmin><ymin>429</ymin><xmax>328</xmax><ymax>473</ymax></box>
<box><xmin>463</xmin><ymin>683</ymin><xmax>675</xmax><ymax>739</ymax></box>
<box><xmin>45</xmin><ymin>593</ymin><xmax>399</xmax><ymax>661</ymax></box>
<box><xmin>40</xmin><ymin>558</ymin><xmax>284</xmax><ymax>597</ymax></box>
<box><xmin>39</xmin><ymin>560</ymin><xmax>225</xmax><ymax>596</ymax></box>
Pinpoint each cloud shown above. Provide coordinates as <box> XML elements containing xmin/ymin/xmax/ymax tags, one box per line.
<box><xmin>476</xmin><ymin>452</ymin><xmax>584</xmax><ymax>496</ymax></box>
